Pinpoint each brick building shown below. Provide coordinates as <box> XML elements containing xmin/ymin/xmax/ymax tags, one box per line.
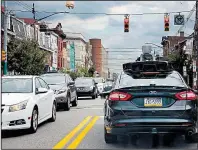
<box><xmin>161</xmin><ymin>31</ymin><xmax>187</xmax><ymax>57</ymax></box>
<box><xmin>89</xmin><ymin>39</ymin><xmax>102</xmax><ymax>76</ymax></box>
<box><xmin>53</xmin><ymin>23</ymin><xmax>66</xmax><ymax>70</ymax></box>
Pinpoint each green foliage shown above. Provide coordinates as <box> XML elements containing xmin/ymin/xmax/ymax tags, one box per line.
<box><xmin>60</xmin><ymin>66</ymin><xmax>95</xmax><ymax>80</ymax></box>
<box><xmin>7</xmin><ymin>38</ymin><xmax>47</xmax><ymax>75</ymax></box>
<box><xmin>88</xmin><ymin>66</ymin><xmax>95</xmax><ymax>76</ymax></box>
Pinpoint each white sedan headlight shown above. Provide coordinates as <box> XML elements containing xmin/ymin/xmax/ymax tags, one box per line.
<box><xmin>9</xmin><ymin>100</ymin><xmax>28</xmax><ymax>112</ymax></box>
<box><xmin>89</xmin><ymin>86</ymin><xmax>94</xmax><ymax>90</ymax></box>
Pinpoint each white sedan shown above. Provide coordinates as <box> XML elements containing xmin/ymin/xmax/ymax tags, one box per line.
<box><xmin>2</xmin><ymin>75</ymin><xmax>57</xmax><ymax>133</ymax></box>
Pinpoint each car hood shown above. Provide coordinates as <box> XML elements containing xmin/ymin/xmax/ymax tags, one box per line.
<box><xmin>2</xmin><ymin>93</ymin><xmax>33</xmax><ymax>106</ymax></box>
<box><xmin>48</xmin><ymin>83</ymin><xmax>66</xmax><ymax>91</ymax></box>
<box><xmin>76</xmin><ymin>84</ymin><xmax>92</xmax><ymax>88</ymax></box>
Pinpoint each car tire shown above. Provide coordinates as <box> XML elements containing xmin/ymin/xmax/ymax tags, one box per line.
<box><xmin>185</xmin><ymin>129</ymin><xmax>196</xmax><ymax>143</ymax></box>
<box><xmin>28</xmin><ymin>108</ymin><xmax>38</xmax><ymax>134</ymax></box>
<box><xmin>49</xmin><ymin>101</ymin><xmax>56</xmax><ymax>122</ymax></box>
<box><xmin>104</xmin><ymin>127</ymin><xmax>117</xmax><ymax>143</ymax></box>
<box><xmin>92</xmin><ymin>95</ymin><xmax>96</xmax><ymax>99</ymax></box>
<box><xmin>64</xmin><ymin>95</ymin><xmax>71</xmax><ymax>111</ymax></box>
<box><xmin>71</xmin><ymin>96</ymin><xmax>78</xmax><ymax>107</ymax></box>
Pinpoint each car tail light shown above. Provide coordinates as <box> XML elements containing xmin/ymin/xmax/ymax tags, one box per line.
<box><xmin>109</xmin><ymin>91</ymin><xmax>132</xmax><ymax>101</ymax></box>
<box><xmin>175</xmin><ymin>91</ymin><xmax>196</xmax><ymax>101</ymax></box>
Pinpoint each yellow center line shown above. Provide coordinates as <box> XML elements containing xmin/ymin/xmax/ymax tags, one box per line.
<box><xmin>67</xmin><ymin>116</ymin><xmax>99</xmax><ymax>149</ymax></box>
<box><xmin>53</xmin><ymin>116</ymin><xmax>92</xmax><ymax>149</ymax></box>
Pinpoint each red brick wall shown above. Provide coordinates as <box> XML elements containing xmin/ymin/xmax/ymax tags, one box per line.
<box><xmin>89</xmin><ymin>39</ymin><xmax>102</xmax><ymax>75</ymax></box>
<box><xmin>57</xmin><ymin>37</ymin><xmax>64</xmax><ymax>69</ymax></box>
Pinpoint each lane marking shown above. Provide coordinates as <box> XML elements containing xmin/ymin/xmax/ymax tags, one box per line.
<box><xmin>53</xmin><ymin>116</ymin><xmax>92</xmax><ymax>149</ymax></box>
<box><xmin>67</xmin><ymin>116</ymin><xmax>99</xmax><ymax>149</ymax></box>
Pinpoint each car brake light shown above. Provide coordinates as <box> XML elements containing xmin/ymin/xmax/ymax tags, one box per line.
<box><xmin>109</xmin><ymin>91</ymin><xmax>132</xmax><ymax>101</ymax></box>
<box><xmin>175</xmin><ymin>91</ymin><xmax>196</xmax><ymax>100</ymax></box>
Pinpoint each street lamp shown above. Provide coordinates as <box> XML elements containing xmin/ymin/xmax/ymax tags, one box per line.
<box><xmin>66</xmin><ymin>1</ymin><xmax>75</xmax><ymax>9</ymax></box>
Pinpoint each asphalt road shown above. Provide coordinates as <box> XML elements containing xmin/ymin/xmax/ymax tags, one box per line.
<box><xmin>2</xmin><ymin>97</ymin><xmax>198</xmax><ymax>149</ymax></box>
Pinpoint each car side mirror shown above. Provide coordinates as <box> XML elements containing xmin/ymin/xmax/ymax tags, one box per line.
<box><xmin>68</xmin><ymin>81</ymin><xmax>74</xmax><ymax>86</ymax></box>
<box><xmin>36</xmin><ymin>87</ymin><xmax>48</xmax><ymax>94</ymax></box>
<box><xmin>100</xmin><ymin>90</ymin><xmax>111</xmax><ymax>99</ymax></box>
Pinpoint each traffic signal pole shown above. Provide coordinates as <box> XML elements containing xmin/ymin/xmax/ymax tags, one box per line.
<box><xmin>3</xmin><ymin>0</ymin><xmax>8</xmax><ymax>75</ymax></box>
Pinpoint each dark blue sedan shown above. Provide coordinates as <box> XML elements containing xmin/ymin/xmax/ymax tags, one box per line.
<box><xmin>104</xmin><ymin>61</ymin><xmax>197</xmax><ymax>144</ymax></box>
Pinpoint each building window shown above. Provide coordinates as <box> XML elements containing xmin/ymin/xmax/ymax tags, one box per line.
<box><xmin>58</xmin><ymin>57</ymin><xmax>60</xmax><ymax>67</ymax></box>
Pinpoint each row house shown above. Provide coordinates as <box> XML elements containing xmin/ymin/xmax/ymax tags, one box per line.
<box><xmin>53</xmin><ymin>23</ymin><xmax>67</xmax><ymax>70</ymax></box>
<box><xmin>85</xmin><ymin>42</ymin><xmax>93</xmax><ymax>69</ymax></box>
<box><xmin>65</xmin><ymin>32</ymin><xmax>87</xmax><ymax>68</ymax></box>
<box><xmin>65</xmin><ymin>41</ymin><xmax>75</xmax><ymax>71</ymax></box>
<box><xmin>173</xmin><ymin>35</ymin><xmax>194</xmax><ymax>87</ymax></box>
<box><xmin>161</xmin><ymin>31</ymin><xmax>187</xmax><ymax>57</ymax></box>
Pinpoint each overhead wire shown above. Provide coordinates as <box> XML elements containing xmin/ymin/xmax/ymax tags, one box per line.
<box><xmin>6</xmin><ymin>9</ymin><xmax>195</xmax><ymax>16</ymax></box>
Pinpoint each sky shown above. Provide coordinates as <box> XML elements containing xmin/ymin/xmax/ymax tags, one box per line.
<box><xmin>6</xmin><ymin>1</ymin><xmax>196</xmax><ymax>73</ymax></box>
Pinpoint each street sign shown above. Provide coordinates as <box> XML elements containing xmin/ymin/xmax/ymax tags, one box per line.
<box><xmin>174</xmin><ymin>14</ymin><xmax>184</xmax><ymax>25</ymax></box>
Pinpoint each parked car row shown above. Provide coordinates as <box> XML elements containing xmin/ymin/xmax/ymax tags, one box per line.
<box><xmin>1</xmin><ymin>72</ymin><xmax>112</xmax><ymax>133</ymax></box>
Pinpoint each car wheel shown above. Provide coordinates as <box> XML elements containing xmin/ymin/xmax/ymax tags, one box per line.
<box><xmin>28</xmin><ymin>108</ymin><xmax>38</xmax><ymax>133</ymax></box>
<box><xmin>92</xmin><ymin>95</ymin><xmax>96</xmax><ymax>99</ymax></box>
<box><xmin>104</xmin><ymin>127</ymin><xmax>117</xmax><ymax>143</ymax></box>
<box><xmin>64</xmin><ymin>95</ymin><xmax>71</xmax><ymax>111</ymax></box>
<box><xmin>71</xmin><ymin>96</ymin><xmax>78</xmax><ymax>107</ymax></box>
<box><xmin>185</xmin><ymin>129</ymin><xmax>196</xmax><ymax>143</ymax></box>
<box><xmin>49</xmin><ymin>102</ymin><xmax>56</xmax><ymax>122</ymax></box>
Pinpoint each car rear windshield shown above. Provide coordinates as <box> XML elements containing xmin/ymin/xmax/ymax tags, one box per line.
<box><xmin>41</xmin><ymin>75</ymin><xmax>66</xmax><ymax>85</ymax></box>
<box><xmin>2</xmin><ymin>78</ymin><xmax>33</xmax><ymax>93</ymax></box>
<box><xmin>118</xmin><ymin>71</ymin><xmax>187</xmax><ymax>88</ymax></box>
<box><xmin>75</xmin><ymin>79</ymin><xmax>92</xmax><ymax>85</ymax></box>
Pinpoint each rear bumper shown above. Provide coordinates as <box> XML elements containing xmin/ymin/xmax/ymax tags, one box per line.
<box><xmin>104</xmin><ymin>118</ymin><xmax>196</xmax><ymax>135</ymax></box>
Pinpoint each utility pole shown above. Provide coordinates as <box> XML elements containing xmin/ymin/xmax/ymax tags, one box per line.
<box><xmin>32</xmin><ymin>3</ymin><xmax>36</xmax><ymax>40</ymax></box>
<box><xmin>193</xmin><ymin>1</ymin><xmax>198</xmax><ymax>89</ymax></box>
<box><xmin>3</xmin><ymin>0</ymin><xmax>8</xmax><ymax>75</ymax></box>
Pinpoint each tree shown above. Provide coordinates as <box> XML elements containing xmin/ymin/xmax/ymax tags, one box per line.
<box><xmin>7</xmin><ymin>38</ymin><xmax>47</xmax><ymax>75</ymax></box>
<box><xmin>88</xmin><ymin>66</ymin><xmax>95</xmax><ymax>77</ymax></box>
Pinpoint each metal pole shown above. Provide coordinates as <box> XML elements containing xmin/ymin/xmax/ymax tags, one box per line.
<box><xmin>32</xmin><ymin>3</ymin><xmax>36</xmax><ymax>40</ymax></box>
<box><xmin>3</xmin><ymin>0</ymin><xmax>8</xmax><ymax>75</ymax></box>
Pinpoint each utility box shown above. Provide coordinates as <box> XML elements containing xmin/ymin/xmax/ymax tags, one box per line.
<box><xmin>142</xmin><ymin>45</ymin><xmax>152</xmax><ymax>54</ymax></box>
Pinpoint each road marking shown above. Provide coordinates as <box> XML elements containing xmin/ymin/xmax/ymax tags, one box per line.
<box><xmin>53</xmin><ymin>116</ymin><xmax>92</xmax><ymax>149</ymax></box>
<box><xmin>67</xmin><ymin>116</ymin><xmax>99</xmax><ymax>149</ymax></box>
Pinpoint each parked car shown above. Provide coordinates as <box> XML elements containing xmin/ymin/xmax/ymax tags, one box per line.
<box><xmin>75</xmin><ymin>77</ymin><xmax>98</xmax><ymax>99</ymax></box>
<box><xmin>2</xmin><ymin>75</ymin><xmax>56</xmax><ymax>133</ymax></box>
<box><xmin>104</xmin><ymin>61</ymin><xmax>198</xmax><ymax>144</ymax></box>
<box><xmin>40</xmin><ymin>73</ymin><xmax>78</xmax><ymax>111</ymax></box>
<box><xmin>94</xmin><ymin>77</ymin><xmax>105</xmax><ymax>94</ymax></box>
<box><xmin>100</xmin><ymin>81</ymin><xmax>113</xmax><ymax>99</ymax></box>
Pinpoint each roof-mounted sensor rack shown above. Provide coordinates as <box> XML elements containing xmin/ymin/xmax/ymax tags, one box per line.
<box><xmin>123</xmin><ymin>61</ymin><xmax>174</xmax><ymax>77</ymax></box>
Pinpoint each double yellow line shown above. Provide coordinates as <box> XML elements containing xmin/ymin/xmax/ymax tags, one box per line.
<box><xmin>53</xmin><ymin>116</ymin><xmax>99</xmax><ymax>149</ymax></box>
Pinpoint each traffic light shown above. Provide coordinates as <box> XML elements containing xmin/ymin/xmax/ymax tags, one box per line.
<box><xmin>124</xmin><ymin>18</ymin><xmax>129</xmax><ymax>32</ymax></box>
<box><xmin>2</xmin><ymin>50</ymin><xmax>6</xmax><ymax>61</ymax></box>
<box><xmin>164</xmin><ymin>15</ymin><xmax>169</xmax><ymax>31</ymax></box>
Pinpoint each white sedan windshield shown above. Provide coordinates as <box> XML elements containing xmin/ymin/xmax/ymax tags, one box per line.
<box><xmin>2</xmin><ymin>78</ymin><xmax>33</xmax><ymax>93</ymax></box>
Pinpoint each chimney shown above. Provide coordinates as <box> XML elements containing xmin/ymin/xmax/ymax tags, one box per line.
<box><xmin>180</xmin><ymin>31</ymin><xmax>184</xmax><ymax>37</ymax></box>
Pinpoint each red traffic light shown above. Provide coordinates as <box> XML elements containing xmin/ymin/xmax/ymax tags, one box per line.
<box><xmin>124</xmin><ymin>18</ymin><xmax>129</xmax><ymax>23</ymax></box>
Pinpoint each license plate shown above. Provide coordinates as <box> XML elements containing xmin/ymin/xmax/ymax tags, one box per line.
<box><xmin>144</xmin><ymin>98</ymin><xmax>162</xmax><ymax>107</ymax></box>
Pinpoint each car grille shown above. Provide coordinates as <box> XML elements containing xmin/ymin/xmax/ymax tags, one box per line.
<box><xmin>78</xmin><ymin>87</ymin><xmax>85</xmax><ymax>91</ymax></box>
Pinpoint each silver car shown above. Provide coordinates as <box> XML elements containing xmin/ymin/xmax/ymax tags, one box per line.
<box><xmin>40</xmin><ymin>73</ymin><xmax>78</xmax><ymax>111</ymax></box>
